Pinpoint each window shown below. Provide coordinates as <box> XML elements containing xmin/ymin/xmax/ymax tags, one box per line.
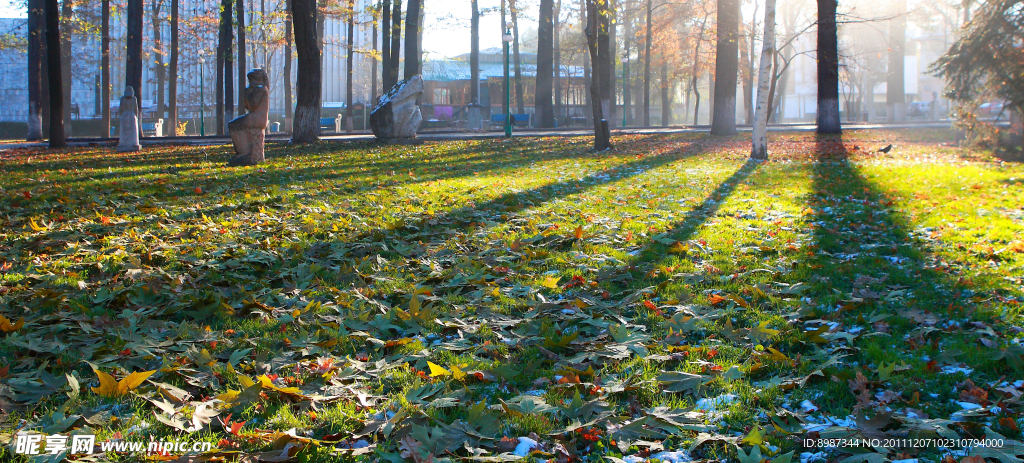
<box><xmin>434</xmin><ymin>88</ymin><xmax>450</xmax><ymax>105</ymax></box>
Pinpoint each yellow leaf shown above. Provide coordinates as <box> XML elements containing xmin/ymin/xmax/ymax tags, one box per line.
<box><xmin>540</xmin><ymin>276</ymin><xmax>560</xmax><ymax>289</ymax></box>
<box><xmin>0</xmin><ymin>315</ymin><xmax>25</xmax><ymax>332</ymax></box>
<box><xmin>117</xmin><ymin>370</ymin><xmax>156</xmax><ymax>395</ymax></box>
<box><xmin>29</xmin><ymin>218</ymin><xmax>44</xmax><ymax>232</ymax></box>
<box><xmin>450</xmin><ymin>364</ymin><xmax>468</xmax><ymax>381</ymax></box>
<box><xmin>740</xmin><ymin>425</ymin><xmax>765</xmax><ymax>446</ymax></box>
<box><xmin>765</xmin><ymin>347</ymin><xmax>790</xmax><ymax>362</ymax></box>
<box><xmin>427</xmin><ymin>361</ymin><xmax>450</xmax><ymax>377</ymax></box>
<box><xmin>239</xmin><ymin>376</ymin><xmax>256</xmax><ymax>388</ymax></box>
<box><xmin>668</xmin><ymin>241</ymin><xmax>688</xmax><ymax>254</ymax></box>
<box><xmin>91</xmin><ymin>368</ymin><xmax>120</xmax><ymax>397</ymax></box>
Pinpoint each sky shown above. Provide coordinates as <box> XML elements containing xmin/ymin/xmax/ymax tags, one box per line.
<box><xmin>0</xmin><ymin>0</ymin><xmax>541</xmax><ymax>59</ymax></box>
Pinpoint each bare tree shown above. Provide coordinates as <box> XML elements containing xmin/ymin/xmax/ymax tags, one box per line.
<box><xmin>291</xmin><ymin>0</ymin><xmax>321</xmax><ymax>143</ymax></box>
<box><xmin>711</xmin><ymin>0</ymin><xmax>739</xmax><ymax>135</ymax></box>
<box><xmin>45</xmin><ymin>0</ymin><xmax>65</xmax><ymax>147</ymax></box>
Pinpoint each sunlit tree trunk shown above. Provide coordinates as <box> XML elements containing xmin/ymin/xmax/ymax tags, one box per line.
<box><xmin>169</xmin><ymin>0</ymin><xmax>178</xmax><ymax>134</ymax></box>
<box><xmin>816</xmin><ymin>0</ymin><xmax>841</xmax><ymax>134</ymax></box>
<box><xmin>346</xmin><ymin>0</ymin><xmax>354</xmax><ymax>132</ymax></box>
<box><xmin>45</xmin><ymin>0</ymin><xmax>65</xmax><ymax>147</ymax></box>
<box><xmin>711</xmin><ymin>0</ymin><xmax>739</xmax><ymax>135</ymax></box>
<box><xmin>752</xmin><ymin>0</ymin><xmax>775</xmax><ymax>159</ymax></box>
<box><xmin>584</xmin><ymin>0</ymin><xmax>610</xmax><ymax>150</ymax></box>
<box><xmin>291</xmin><ymin>0</ymin><xmax>321</xmax><ymax>143</ymax></box>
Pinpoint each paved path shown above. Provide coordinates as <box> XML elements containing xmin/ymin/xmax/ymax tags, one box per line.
<box><xmin>0</xmin><ymin>122</ymin><xmax>959</xmax><ymax>150</ymax></box>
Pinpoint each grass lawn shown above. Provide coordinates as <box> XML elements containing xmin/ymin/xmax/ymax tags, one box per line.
<box><xmin>0</xmin><ymin>130</ymin><xmax>1022</xmax><ymax>463</ymax></box>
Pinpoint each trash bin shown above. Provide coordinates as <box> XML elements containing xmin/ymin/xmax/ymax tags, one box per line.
<box><xmin>270</xmin><ymin>122</ymin><xmax>281</xmax><ymax>133</ymax></box>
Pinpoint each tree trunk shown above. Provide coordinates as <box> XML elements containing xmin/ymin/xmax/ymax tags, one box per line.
<box><xmin>816</xmin><ymin>0</ymin><xmax>840</xmax><ymax>134</ymax></box>
<box><xmin>580</xmin><ymin>0</ymin><xmax>590</xmax><ymax>119</ymax></box>
<box><xmin>711</xmin><ymin>0</ymin><xmax>739</xmax><ymax>135</ymax></box>
<box><xmin>152</xmin><ymin>0</ymin><xmax>164</xmax><ymax>135</ymax></box>
<box><xmin>470</xmin><ymin>0</ymin><xmax>480</xmax><ymax>104</ymax></box>
<box><xmin>382</xmin><ymin>0</ymin><xmax>391</xmax><ymax>93</ymax></box>
<box><xmin>27</xmin><ymin>0</ymin><xmax>45</xmax><ymax>140</ymax></box>
<box><xmin>553</xmin><ymin>0</ymin><xmax>562</xmax><ymax>125</ymax></box>
<box><xmin>237</xmin><ymin>0</ymin><xmax>246</xmax><ymax>117</ymax></box>
<box><xmin>60</xmin><ymin>0</ymin><xmax>72</xmax><ymax>136</ymax></box>
<box><xmin>691</xmin><ymin>16</ymin><xmax>707</xmax><ymax>125</ymax></box>
<box><xmin>291</xmin><ymin>0</ymin><xmax>321</xmax><ymax>143</ymax></box>
<box><xmin>284</xmin><ymin>0</ymin><xmax>292</xmax><ymax>129</ymax></box>
<box><xmin>622</xmin><ymin>1</ymin><xmax>630</xmax><ymax>127</ymax></box>
<box><xmin>608</xmin><ymin>0</ymin><xmax>616</xmax><ymax>126</ymax></box>
<box><xmin>886</xmin><ymin>0</ymin><xmax>906</xmax><ymax>122</ymax></box>
<box><xmin>45</xmin><ymin>0</ymin><xmax>65</xmax><ymax>147</ymax></box>
<box><xmin>169</xmin><ymin>0</ymin><xmax>178</xmax><ymax>135</ymax></box>
<box><xmin>511</xmin><ymin>0</ymin><xmax>524</xmax><ymax>115</ymax></box>
<box><xmin>372</xmin><ymin>5</ymin><xmax>378</xmax><ymax>100</ymax></box>
<box><xmin>598</xmin><ymin>0</ymin><xmax>612</xmax><ymax>122</ymax></box>
<box><xmin>643</xmin><ymin>0</ymin><xmax>651</xmax><ymax>126</ymax></box>
<box><xmin>220</xmin><ymin>0</ymin><xmax>234</xmax><ymax>135</ymax></box>
<box><xmin>751</xmin><ymin>0</ymin><xmax>775</xmax><ymax>159</ymax></box>
<box><xmin>660</xmin><ymin>61</ymin><xmax>669</xmax><ymax>126</ymax></box>
<box><xmin>584</xmin><ymin>0</ymin><xmax>610</xmax><ymax>150</ymax></box>
<box><xmin>389</xmin><ymin>0</ymin><xmax>402</xmax><ymax>86</ymax></box>
<box><xmin>126</xmin><ymin>0</ymin><xmax>143</xmax><ymax>138</ymax></box>
<box><xmin>536</xmin><ymin>0</ymin><xmax>554</xmax><ymax>128</ymax></box>
<box><xmin>404</xmin><ymin>0</ymin><xmax>421</xmax><ymax>77</ymax></box>
<box><xmin>346</xmin><ymin>0</ymin><xmax>354</xmax><ymax>132</ymax></box>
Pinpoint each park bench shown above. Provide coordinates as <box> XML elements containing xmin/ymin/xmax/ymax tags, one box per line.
<box><xmin>141</xmin><ymin>119</ymin><xmax>164</xmax><ymax>137</ymax></box>
<box><xmin>489</xmin><ymin>113</ymin><xmax>531</xmax><ymax>130</ymax></box>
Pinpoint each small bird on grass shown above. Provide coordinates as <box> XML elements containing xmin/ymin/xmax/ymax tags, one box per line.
<box><xmin>877</xmin><ymin>144</ymin><xmax>894</xmax><ymax>153</ymax></box>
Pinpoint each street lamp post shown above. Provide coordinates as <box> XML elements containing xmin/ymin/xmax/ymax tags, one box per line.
<box><xmin>503</xmin><ymin>22</ymin><xmax>514</xmax><ymax>138</ymax></box>
<box><xmin>198</xmin><ymin>49</ymin><xmax>206</xmax><ymax>137</ymax></box>
<box><xmin>621</xmin><ymin>56</ymin><xmax>628</xmax><ymax>128</ymax></box>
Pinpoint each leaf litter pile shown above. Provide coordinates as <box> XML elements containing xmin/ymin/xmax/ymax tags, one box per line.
<box><xmin>0</xmin><ymin>130</ymin><xmax>1022</xmax><ymax>463</ymax></box>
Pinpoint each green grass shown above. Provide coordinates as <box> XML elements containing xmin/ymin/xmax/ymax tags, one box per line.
<box><xmin>0</xmin><ymin>130</ymin><xmax>1022</xmax><ymax>463</ymax></box>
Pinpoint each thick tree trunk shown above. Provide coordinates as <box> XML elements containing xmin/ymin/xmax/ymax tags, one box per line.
<box><xmin>886</xmin><ymin>0</ymin><xmax>906</xmax><ymax>122</ymax></box>
<box><xmin>152</xmin><ymin>0</ymin><xmax>164</xmax><ymax>135</ymax></box>
<box><xmin>816</xmin><ymin>0</ymin><xmax>841</xmax><ymax>133</ymax></box>
<box><xmin>219</xmin><ymin>0</ymin><xmax>234</xmax><ymax>135</ymax></box>
<box><xmin>404</xmin><ymin>0</ymin><xmax>421</xmax><ymax>77</ymax></box>
<box><xmin>60</xmin><ymin>0</ymin><xmax>71</xmax><ymax>136</ymax></box>
<box><xmin>27</xmin><ymin>0</ymin><xmax>44</xmax><ymax>140</ymax></box>
<box><xmin>711</xmin><ymin>0</ymin><xmax>739</xmax><ymax>135</ymax></box>
<box><xmin>536</xmin><ymin>0</ymin><xmax>554</xmax><ymax>127</ymax></box>
<box><xmin>751</xmin><ymin>0</ymin><xmax>775</xmax><ymax>159</ymax></box>
<box><xmin>284</xmin><ymin>0</ymin><xmax>292</xmax><ymax>129</ymax></box>
<box><xmin>45</xmin><ymin>0</ymin><xmax>65</xmax><ymax>147</ymax></box>
<box><xmin>643</xmin><ymin>0</ymin><xmax>651</xmax><ymax>126</ymax></box>
<box><xmin>126</xmin><ymin>0</ymin><xmax>143</xmax><ymax>137</ymax></box>
<box><xmin>584</xmin><ymin>0</ymin><xmax>610</xmax><ymax>150</ymax></box>
<box><xmin>470</xmin><ymin>0</ymin><xmax>480</xmax><ymax>104</ymax></box>
<box><xmin>346</xmin><ymin>0</ymin><xmax>354</xmax><ymax>132</ymax></box>
<box><xmin>553</xmin><ymin>0</ymin><xmax>562</xmax><ymax>124</ymax></box>
<box><xmin>169</xmin><ymin>0</ymin><xmax>178</xmax><ymax>135</ymax></box>
<box><xmin>389</xmin><ymin>0</ymin><xmax>402</xmax><ymax>86</ymax></box>
<box><xmin>237</xmin><ymin>0</ymin><xmax>246</xmax><ymax>117</ymax></box>
<box><xmin>511</xmin><ymin>0</ymin><xmax>524</xmax><ymax>115</ymax></box>
<box><xmin>291</xmin><ymin>0</ymin><xmax>321</xmax><ymax>143</ymax></box>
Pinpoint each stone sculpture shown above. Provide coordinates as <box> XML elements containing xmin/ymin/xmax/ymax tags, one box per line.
<box><xmin>228</xmin><ymin>69</ymin><xmax>270</xmax><ymax>166</ymax></box>
<box><xmin>370</xmin><ymin>75</ymin><xmax>424</xmax><ymax>141</ymax></box>
<box><xmin>118</xmin><ymin>87</ymin><xmax>141</xmax><ymax>153</ymax></box>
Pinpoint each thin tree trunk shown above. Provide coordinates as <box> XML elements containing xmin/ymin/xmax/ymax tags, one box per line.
<box><xmin>291</xmin><ymin>0</ymin><xmax>321</xmax><ymax>143</ymax></box>
<box><xmin>471</xmin><ymin>0</ymin><xmax>480</xmax><ymax>104</ymax></box>
<box><xmin>643</xmin><ymin>0</ymin><xmax>651</xmax><ymax>126</ymax></box>
<box><xmin>711</xmin><ymin>0</ymin><xmax>739</xmax><ymax>135</ymax></box>
<box><xmin>751</xmin><ymin>0</ymin><xmax>775</xmax><ymax>159</ymax></box>
<box><xmin>584</xmin><ymin>0</ymin><xmax>610</xmax><ymax>150</ymax></box>
<box><xmin>27</xmin><ymin>0</ymin><xmax>45</xmax><ymax>140</ymax></box>
<box><xmin>404</xmin><ymin>0</ymin><xmax>421</xmax><ymax>77</ymax></box>
<box><xmin>152</xmin><ymin>0</ymin><xmax>165</xmax><ymax>134</ymax></box>
<box><xmin>511</xmin><ymin>0</ymin><xmax>524</xmax><ymax>115</ymax></box>
<box><xmin>622</xmin><ymin>0</ymin><xmax>630</xmax><ymax>127</ymax></box>
<box><xmin>60</xmin><ymin>0</ymin><xmax>71</xmax><ymax>136</ymax></box>
<box><xmin>284</xmin><ymin>0</ymin><xmax>292</xmax><ymax>129</ymax></box>
<box><xmin>346</xmin><ymin>0</ymin><xmax>354</xmax><ymax>132</ymax></box>
<box><xmin>660</xmin><ymin>60</ymin><xmax>669</xmax><ymax>126</ymax></box>
<box><xmin>372</xmin><ymin>5</ymin><xmax>378</xmax><ymax>100</ymax></box>
<box><xmin>169</xmin><ymin>0</ymin><xmax>178</xmax><ymax>135</ymax></box>
<box><xmin>220</xmin><ymin>0</ymin><xmax>234</xmax><ymax>135</ymax></box>
<box><xmin>389</xmin><ymin>0</ymin><xmax>402</xmax><ymax>85</ymax></box>
<box><xmin>237</xmin><ymin>0</ymin><xmax>246</xmax><ymax>117</ymax></box>
<box><xmin>536</xmin><ymin>0</ymin><xmax>554</xmax><ymax>127</ymax></box>
<box><xmin>45</xmin><ymin>0</ymin><xmax>65</xmax><ymax>147</ymax></box>
<box><xmin>598</xmin><ymin>0</ymin><xmax>612</xmax><ymax>122</ymax></box>
<box><xmin>382</xmin><ymin>0</ymin><xmax>391</xmax><ymax>93</ymax></box>
<box><xmin>581</xmin><ymin>0</ymin><xmax>590</xmax><ymax>119</ymax></box>
<box><xmin>816</xmin><ymin>0</ymin><xmax>840</xmax><ymax>133</ymax></box>
<box><xmin>691</xmin><ymin>16</ymin><xmax>707</xmax><ymax>125</ymax></box>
